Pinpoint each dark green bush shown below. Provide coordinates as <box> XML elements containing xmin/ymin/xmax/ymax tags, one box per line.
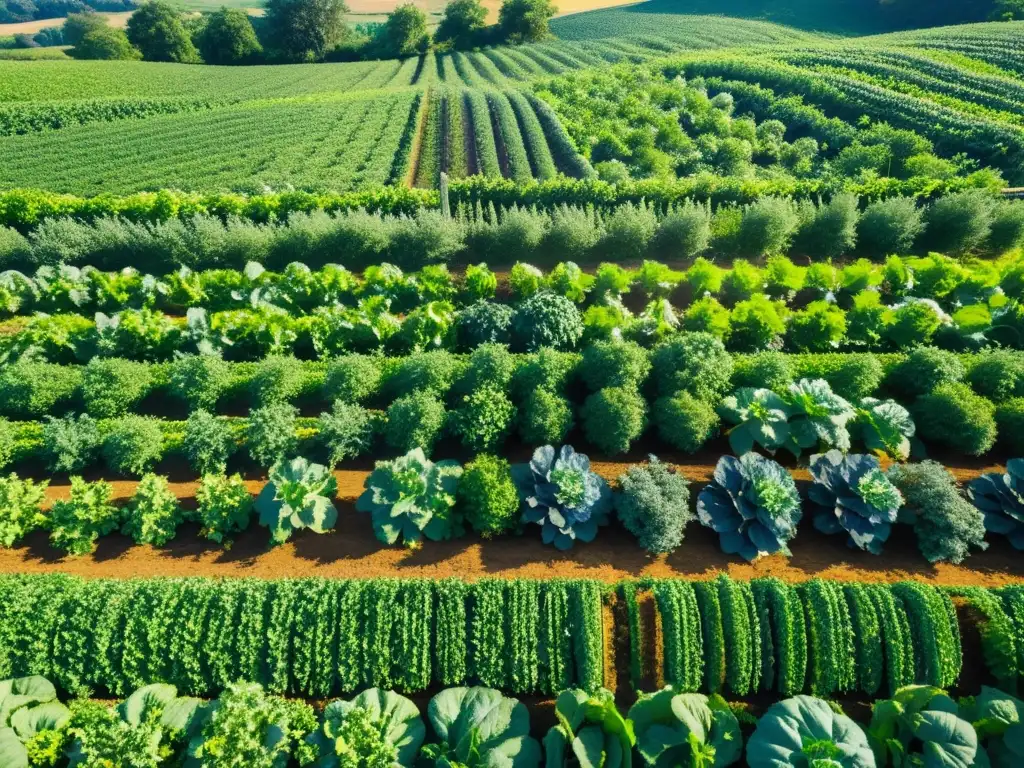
<box><xmin>384</xmin><ymin>390</ymin><xmax>446</xmax><ymax>453</ymax></box>
<box><xmin>652</xmin><ymin>201</ymin><xmax>711</xmax><ymax>259</ymax></box>
<box><xmin>249</xmin><ymin>355</ymin><xmax>307</xmax><ymax>406</ymax></box>
<box><xmin>816</xmin><ymin>354</ymin><xmax>884</xmax><ymax>401</ymax></box>
<box><xmin>0</xmin><ymin>362</ymin><xmax>81</xmax><ymax>419</ymax></box>
<box><xmin>169</xmin><ymin>354</ymin><xmax>231</xmax><ymax>412</ymax></box>
<box><xmin>615</xmin><ymin>457</ymin><xmax>692</xmax><ymax>554</ymax></box>
<box><xmin>734</xmin><ymin>196</ymin><xmax>800</xmax><ymax>256</ymax></box>
<box><xmin>511</xmin><ymin>348</ymin><xmax>578</xmax><ymax>399</ymax></box>
<box><xmin>996</xmin><ymin>398</ymin><xmax>1024</xmax><ymax>454</ymax></box>
<box><xmin>318</xmin><ymin>400</ymin><xmax>374</xmax><ymax>466</ymax></box>
<box><xmin>451</xmin><ymin>384</ymin><xmax>517</xmax><ymax>452</ymax></box>
<box><xmin>966</xmin><ymin>350</ymin><xmax>1024</xmax><ymax>402</ymax></box>
<box><xmin>793</xmin><ymin>192</ymin><xmax>859</xmax><ymax>259</ymax></box>
<box><xmin>580</xmin><ymin>386</ymin><xmax>647</xmax><ymax>455</ymax></box>
<box><xmin>457</xmin><ymin>454</ymin><xmax>519</xmax><ymax>538</ymax></box>
<box><xmin>0</xmin><ymin>227</ymin><xmax>32</xmax><ymax>269</ymax></box>
<box><xmin>518</xmin><ymin>388</ymin><xmax>574</xmax><ymax>445</ymax></box>
<box><xmin>82</xmin><ymin>358</ymin><xmax>154</xmax><ymax>418</ymax></box>
<box><xmin>512</xmin><ymin>291</ymin><xmax>584</xmax><ymax>352</ymax></box>
<box><xmin>247</xmin><ymin>403</ymin><xmax>298</xmax><ymax>467</ymax></box>
<box><xmin>653</xmin><ymin>392</ymin><xmax>719</xmax><ymax>453</ymax></box>
<box><xmin>580</xmin><ymin>340</ymin><xmax>651</xmax><ymax>392</ymax></box>
<box><xmin>720</xmin><ymin>259</ymin><xmax>763</xmax><ymax>304</ymax></box>
<box><xmin>41</xmin><ymin>414</ymin><xmax>101</xmax><ymax>473</ymax></box>
<box><xmin>183</xmin><ymin>409</ymin><xmax>234</xmax><ymax>475</ymax></box>
<box><xmin>542</xmin><ymin>205</ymin><xmax>603</xmax><ymax>263</ymax></box>
<box><xmin>913</xmin><ymin>382</ymin><xmax>996</xmax><ymax>456</ymax></box>
<box><xmin>986</xmin><ymin>200</ymin><xmax>1024</xmax><ymax>253</ymax></box>
<box><xmin>857</xmin><ymin>196</ymin><xmax>924</xmax><ymax>255</ymax></box>
<box><xmin>650</xmin><ymin>332</ymin><xmax>733</xmax><ymax>402</ymax></box>
<box><xmin>455</xmin><ymin>300</ymin><xmax>515</xmax><ymax>349</ymax></box>
<box><xmin>457</xmin><ymin>343</ymin><xmax>516</xmax><ymax>395</ymax></box>
<box><xmin>0</xmin><ymin>419</ymin><xmax>13</xmax><ymax>470</ymax></box>
<box><xmin>600</xmin><ymin>202</ymin><xmax>658</xmax><ymax>260</ymax></box>
<box><xmin>786</xmin><ymin>301</ymin><xmax>847</xmax><ymax>352</ymax></box>
<box><xmin>323</xmin><ymin>354</ymin><xmax>382</xmax><ymax>403</ymax></box>
<box><xmin>922</xmin><ymin>189</ymin><xmax>996</xmax><ymax>255</ymax></box>
<box><xmin>102</xmin><ymin>415</ymin><xmax>164</xmax><ymax>476</ymax></box>
<box><xmin>384</xmin><ymin>350</ymin><xmax>464</xmax><ymax>399</ymax></box>
<box><xmin>886</xmin><ymin>347</ymin><xmax>965</xmax><ymax>398</ymax></box>
<box><xmin>731</xmin><ymin>351</ymin><xmax>793</xmax><ymax>391</ymax></box>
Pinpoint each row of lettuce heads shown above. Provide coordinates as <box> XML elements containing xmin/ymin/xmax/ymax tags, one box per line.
<box><xmin>2</xmin><ymin>675</ymin><xmax>1022</xmax><ymax>768</ymax></box>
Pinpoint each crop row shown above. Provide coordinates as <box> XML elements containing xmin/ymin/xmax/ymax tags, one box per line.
<box><xmin>0</xmin><ymin>574</ymin><xmax>986</xmax><ymax>699</ymax></box>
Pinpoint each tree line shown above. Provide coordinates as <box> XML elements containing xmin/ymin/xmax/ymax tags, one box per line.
<box><xmin>62</xmin><ymin>0</ymin><xmax>556</xmax><ymax>64</ymax></box>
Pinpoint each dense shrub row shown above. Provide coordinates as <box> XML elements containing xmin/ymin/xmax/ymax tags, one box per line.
<box><xmin>0</xmin><ymin>574</ymin><xmax>970</xmax><ymax>699</ymax></box>
<box><xmin>2</xmin><ymin>191</ymin><xmax>1021</xmax><ymax>273</ymax></box>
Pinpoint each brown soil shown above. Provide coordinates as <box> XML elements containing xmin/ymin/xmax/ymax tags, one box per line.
<box><xmin>406</xmin><ymin>89</ymin><xmax>432</xmax><ymax>189</ymax></box>
<box><xmin>3</xmin><ymin>453</ymin><xmax>1020</xmax><ymax>586</ymax></box>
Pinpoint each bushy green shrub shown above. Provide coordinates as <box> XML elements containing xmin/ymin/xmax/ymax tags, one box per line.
<box><xmin>102</xmin><ymin>416</ymin><xmax>164</xmax><ymax>476</ymax></box>
<box><xmin>183</xmin><ymin>409</ymin><xmax>234</xmax><ymax>475</ymax></box>
<box><xmin>196</xmin><ymin>473</ymin><xmax>253</xmax><ymax>544</ymax></box>
<box><xmin>580</xmin><ymin>386</ymin><xmax>647</xmax><ymax>455</ymax></box>
<box><xmin>601</xmin><ymin>202</ymin><xmax>658</xmax><ymax>260</ymax></box>
<box><xmin>323</xmin><ymin>354</ymin><xmax>382</xmax><ymax>403</ymax></box>
<box><xmin>457</xmin><ymin>343</ymin><xmax>516</xmax><ymax>394</ymax></box>
<box><xmin>682</xmin><ymin>295</ymin><xmax>731</xmax><ymax>339</ymax></box>
<box><xmin>653</xmin><ymin>201</ymin><xmax>711</xmax><ymax>259</ymax></box>
<box><xmin>763</xmin><ymin>255</ymin><xmax>804</xmax><ymax>300</ymax></box>
<box><xmin>384</xmin><ymin>350</ymin><xmax>463</xmax><ymax>399</ymax></box>
<box><xmin>793</xmin><ymin>192</ymin><xmax>859</xmax><ymax>259</ymax></box>
<box><xmin>0</xmin><ymin>474</ymin><xmax>48</xmax><ymax>548</ymax></box>
<box><xmin>887</xmin><ymin>460</ymin><xmax>987</xmax><ymax>563</ymax></box>
<box><xmin>512</xmin><ymin>291</ymin><xmax>584</xmax><ymax>352</ymax></box>
<box><xmin>923</xmin><ymin>189</ymin><xmax>996</xmax><ymax>254</ymax></box>
<box><xmin>886</xmin><ymin>347</ymin><xmax>965</xmax><ymax>398</ymax></box>
<box><xmin>121</xmin><ymin>474</ymin><xmax>183</xmax><ymax>546</ymax></box>
<box><xmin>650</xmin><ymin>332</ymin><xmax>733</xmax><ymax>402</ymax></box>
<box><xmin>653</xmin><ymin>392</ymin><xmax>719</xmax><ymax>453</ymax></box>
<box><xmin>451</xmin><ymin>384</ymin><xmax>516</xmax><ymax>452</ymax></box>
<box><xmin>318</xmin><ymin>400</ymin><xmax>374</xmax><ymax>466</ymax></box>
<box><xmin>884</xmin><ymin>301</ymin><xmax>943</xmax><ymax>349</ymax></box>
<box><xmin>580</xmin><ymin>340</ymin><xmax>651</xmax><ymax>391</ymax></box>
<box><xmin>986</xmin><ymin>200</ymin><xmax>1024</xmax><ymax>253</ymax></box>
<box><xmin>966</xmin><ymin>350</ymin><xmax>1024</xmax><ymax>402</ymax></box>
<box><xmin>463</xmin><ymin>262</ymin><xmax>497</xmax><ymax>300</ymax></box>
<box><xmin>168</xmin><ymin>354</ymin><xmax>231</xmax><ymax>412</ymax></box>
<box><xmin>996</xmin><ymin>398</ymin><xmax>1024</xmax><ymax>454</ymax></box>
<box><xmin>857</xmin><ymin>196</ymin><xmax>924</xmax><ymax>254</ymax></box>
<box><xmin>518</xmin><ymin>388</ymin><xmax>574</xmax><ymax>445</ymax></box>
<box><xmin>0</xmin><ymin>418</ymin><xmax>14</xmax><ymax>471</ymax></box>
<box><xmin>914</xmin><ymin>382</ymin><xmax>997</xmax><ymax>456</ymax></box>
<box><xmin>615</xmin><ymin>457</ymin><xmax>692</xmax><ymax>554</ymax></box>
<box><xmin>734</xmin><ymin>196</ymin><xmax>800</xmax><ymax>256</ymax></box>
<box><xmin>509</xmin><ymin>262</ymin><xmax>544</xmax><ymax>299</ymax></box>
<box><xmin>49</xmin><ymin>477</ymin><xmax>120</xmax><ymax>555</ymax></box>
<box><xmin>0</xmin><ymin>226</ymin><xmax>32</xmax><ymax>269</ymax></box>
<box><xmin>786</xmin><ymin>301</ymin><xmax>847</xmax><ymax>352</ymax></box>
<box><xmin>41</xmin><ymin>414</ymin><xmax>101</xmax><ymax>473</ymax></box>
<box><xmin>818</xmin><ymin>354</ymin><xmax>884</xmax><ymax>401</ymax></box>
<box><xmin>546</xmin><ymin>261</ymin><xmax>593</xmax><ymax>303</ymax></box>
<box><xmin>720</xmin><ymin>259</ymin><xmax>763</xmax><ymax>303</ymax></box>
<box><xmin>82</xmin><ymin>358</ymin><xmax>154</xmax><ymax>418</ymax></box>
<box><xmin>732</xmin><ymin>351</ymin><xmax>793</xmax><ymax>391</ymax></box>
<box><xmin>543</xmin><ymin>205</ymin><xmax>603</xmax><ymax>262</ymax></box>
<box><xmin>456</xmin><ymin>300</ymin><xmax>515</xmax><ymax>349</ymax></box>
<box><xmin>726</xmin><ymin>296</ymin><xmax>787</xmax><ymax>353</ymax></box>
<box><xmin>385</xmin><ymin>390</ymin><xmax>446</xmax><ymax>453</ymax></box>
<box><xmin>511</xmin><ymin>348</ymin><xmax>577</xmax><ymax>399</ymax></box>
<box><xmin>0</xmin><ymin>361</ymin><xmax>81</xmax><ymax>419</ymax></box>
<box><xmin>457</xmin><ymin>454</ymin><xmax>519</xmax><ymax>538</ymax></box>
<box><xmin>249</xmin><ymin>355</ymin><xmax>306</xmax><ymax>406</ymax></box>
<box><xmin>247</xmin><ymin>403</ymin><xmax>298</xmax><ymax>468</ymax></box>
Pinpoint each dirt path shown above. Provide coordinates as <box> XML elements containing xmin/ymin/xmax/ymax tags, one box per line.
<box><xmin>3</xmin><ymin>455</ymin><xmax>1021</xmax><ymax>586</ymax></box>
<box><xmin>405</xmin><ymin>89</ymin><xmax>431</xmax><ymax>188</ymax></box>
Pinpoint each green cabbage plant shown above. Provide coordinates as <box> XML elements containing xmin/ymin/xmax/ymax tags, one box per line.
<box><xmin>0</xmin><ymin>676</ymin><xmax>70</xmax><ymax>768</ymax></box>
<box><xmin>784</xmin><ymin>379</ymin><xmax>855</xmax><ymax>458</ymax></box>
<box><xmin>853</xmin><ymin>398</ymin><xmax>916</xmax><ymax>461</ymax></box>
<box><xmin>747</xmin><ymin>695</ymin><xmax>874</xmax><ymax>768</ymax></box>
<box><xmin>420</xmin><ymin>687</ymin><xmax>541</xmax><ymax>767</ymax></box>
<box><xmin>308</xmin><ymin>688</ymin><xmax>425</xmax><ymax>768</ymax></box>
<box><xmin>963</xmin><ymin>686</ymin><xmax>1024</xmax><ymax>768</ymax></box>
<box><xmin>628</xmin><ymin>687</ymin><xmax>740</xmax><ymax>768</ymax></box>
<box><xmin>355</xmin><ymin>448</ymin><xmax>463</xmax><ymax>547</ymax></box>
<box><xmin>256</xmin><ymin>457</ymin><xmax>339</xmax><ymax>545</ymax></box>
<box><xmin>868</xmin><ymin>686</ymin><xmax>976</xmax><ymax>768</ymax></box>
<box><xmin>968</xmin><ymin>459</ymin><xmax>1024</xmax><ymax>550</ymax></box>
<box><xmin>719</xmin><ymin>387</ymin><xmax>791</xmax><ymax>455</ymax></box>
<box><xmin>544</xmin><ymin>688</ymin><xmax>635</xmax><ymax>768</ymax></box>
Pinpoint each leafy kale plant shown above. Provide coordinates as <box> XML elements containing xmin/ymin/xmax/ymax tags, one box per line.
<box><xmin>968</xmin><ymin>459</ymin><xmax>1024</xmax><ymax>550</ymax></box>
<box><xmin>0</xmin><ymin>474</ymin><xmax>48</xmax><ymax>548</ymax></box>
<box><xmin>867</xmin><ymin>686</ymin><xmax>977</xmax><ymax>768</ymax></box>
<box><xmin>852</xmin><ymin>397</ymin><xmax>916</xmax><ymax>461</ymax></box>
<box><xmin>308</xmin><ymin>688</ymin><xmax>425</xmax><ymax>768</ymax></box>
<box><xmin>0</xmin><ymin>676</ymin><xmax>70</xmax><ymax>768</ymax></box>
<box><xmin>962</xmin><ymin>686</ymin><xmax>1024</xmax><ymax>768</ymax></box>
<box><xmin>256</xmin><ymin>457</ymin><xmax>338</xmax><ymax>546</ymax></box>
<box><xmin>628</xmin><ymin>687</ymin><xmax>740</xmax><ymax>768</ymax></box>
<box><xmin>544</xmin><ymin>688</ymin><xmax>634</xmax><ymax>768</ymax></box>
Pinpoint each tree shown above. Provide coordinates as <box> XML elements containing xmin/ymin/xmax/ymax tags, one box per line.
<box><xmin>498</xmin><ymin>0</ymin><xmax>555</xmax><ymax>42</ymax></box>
<box><xmin>70</xmin><ymin>26</ymin><xmax>142</xmax><ymax>59</ymax></box>
<box><xmin>264</xmin><ymin>0</ymin><xmax>349</xmax><ymax>62</ymax></box>
<box><xmin>376</xmin><ymin>2</ymin><xmax>428</xmax><ymax>58</ymax></box>
<box><xmin>434</xmin><ymin>0</ymin><xmax>487</xmax><ymax>49</ymax></box>
<box><xmin>0</xmin><ymin>0</ymin><xmax>37</xmax><ymax>24</ymax></box>
<box><xmin>62</xmin><ymin>11</ymin><xmax>109</xmax><ymax>46</ymax></box>
<box><xmin>126</xmin><ymin>1</ymin><xmax>199</xmax><ymax>62</ymax></box>
<box><xmin>197</xmin><ymin>7</ymin><xmax>262</xmax><ymax>64</ymax></box>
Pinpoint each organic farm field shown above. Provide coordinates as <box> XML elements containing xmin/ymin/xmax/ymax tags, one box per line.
<box><xmin>5</xmin><ymin>1</ymin><xmax>1024</xmax><ymax>766</ymax></box>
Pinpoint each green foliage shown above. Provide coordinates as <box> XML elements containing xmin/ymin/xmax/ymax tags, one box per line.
<box><xmin>356</xmin><ymin>448</ymin><xmax>463</xmax><ymax>547</ymax></box>
<box><xmin>628</xmin><ymin>688</ymin><xmax>740</xmax><ymax>767</ymax></box>
<box><xmin>48</xmin><ymin>477</ymin><xmax>119</xmax><ymax>555</ymax></box>
<box><xmin>196</xmin><ymin>8</ymin><xmax>262</xmax><ymax>65</ymax></box>
<box><xmin>809</xmin><ymin>451</ymin><xmax>902</xmax><ymax>554</ymax></box>
<box><xmin>183</xmin><ymin>409</ymin><xmax>233</xmax><ymax>475</ymax></box>
<box><xmin>0</xmin><ymin>362</ymin><xmax>80</xmax><ymax>419</ymax></box>
<box><xmin>650</xmin><ymin>333</ymin><xmax>733</xmax><ymax>402</ymax></box>
<box><xmin>196</xmin><ymin>473</ymin><xmax>253</xmax><ymax>545</ymax></box>
<box><xmin>786</xmin><ymin>301</ymin><xmax>847</xmax><ymax>352</ymax></box>
<box><xmin>886</xmin><ymin>346</ymin><xmax>965</xmax><ymax>398</ymax></box>
<box><xmin>169</xmin><ymin>354</ymin><xmax>231</xmax><ymax>412</ymax></box>
<box><xmin>247</xmin><ymin>403</ymin><xmax>298</xmax><ymax>468</ymax></box>
<box><xmin>385</xmin><ymin>391</ymin><xmax>446</xmax><ymax>454</ymax></box>
<box><xmin>41</xmin><ymin>414</ymin><xmax>100</xmax><ymax>473</ymax></box>
<box><xmin>727</xmin><ymin>296</ymin><xmax>786</xmax><ymax>352</ymax></box>
<box><xmin>102</xmin><ymin>415</ymin><xmax>164</xmax><ymax>476</ymax></box>
<box><xmin>457</xmin><ymin>343</ymin><xmax>516</xmax><ymax>395</ymax></box>
<box><xmin>256</xmin><ymin>457</ymin><xmax>338</xmax><ymax>545</ymax></box>
<box><xmin>732</xmin><ymin>351</ymin><xmax>794</xmax><ymax>391</ymax></box>
<box><xmin>70</xmin><ymin>26</ymin><xmax>140</xmax><ymax>61</ymax></box>
<box><xmin>615</xmin><ymin>457</ymin><xmax>691</xmax><ymax>554</ymax></box>
<box><xmin>125</xmin><ymin>1</ymin><xmax>198</xmax><ymax>63</ymax></box>
<box><xmin>580</xmin><ymin>340</ymin><xmax>650</xmax><ymax>391</ymax></box>
<box><xmin>512</xmin><ymin>292</ymin><xmax>584</xmax><ymax>352</ymax></box>
<box><xmin>867</xmin><ymin>686</ymin><xmax>977</xmax><ymax>768</ymax></box>
<box><xmin>924</xmin><ymin>189</ymin><xmax>996</xmax><ymax>254</ymax></box>
<box><xmin>451</xmin><ymin>384</ymin><xmax>517</xmax><ymax>452</ymax></box>
<box><xmin>579</xmin><ymin>386</ymin><xmax>647</xmax><ymax>455</ymax></box>
<box><xmin>264</xmin><ymin>0</ymin><xmax>349</xmax><ymax>61</ymax></box>
<box><xmin>997</xmin><ymin>398</ymin><xmax>1024</xmax><ymax>454</ymax></box>
<box><xmin>81</xmin><ymin>358</ymin><xmax>153</xmax><ymax>418</ymax></box>
<box><xmin>457</xmin><ymin>454</ymin><xmax>519</xmax><ymax>538</ymax></box>
<box><xmin>653</xmin><ymin>391</ymin><xmax>719</xmax><ymax>453</ymax></box>
<box><xmin>888</xmin><ymin>460</ymin><xmax>988</xmax><ymax>564</ymax></box>
<box><xmin>309</xmin><ymin>688</ymin><xmax>425</xmax><ymax>768</ymax></box>
<box><xmin>385</xmin><ymin>350</ymin><xmax>462</xmax><ymax>399</ymax></box>
<box><xmin>0</xmin><ymin>474</ymin><xmax>47</xmax><ymax>548</ymax></box>
<box><xmin>434</xmin><ymin>0</ymin><xmax>487</xmax><ymax>48</ymax></box>
<box><xmin>544</xmin><ymin>688</ymin><xmax>634</xmax><ymax>768</ymax></box>
<box><xmin>318</xmin><ymin>400</ymin><xmax>374</xmax><ymax>466</ymax></box>
<box><xmin>324</xmin><ymin>355</ymin><xmax>382</xmax><ymax>404</ymax></box>
<box><xmin>250</xmin><ymin>355</ymin><xmax>306</xmax><ymax>406</ymax></box>
<box><xmin>456</xmin><ymin>301</ymin><xmax>514</xmax><ymax>349</ymax></box>
<box><xmin>121</xmin><ymin>474</ymin><xmax>183</xmax><ymax>547</ymax></box>
<box><xmin>498</xmin><ymin>0</ymin><xmax>556</xmax><ymax>42</ymax></box>
<box><xmin>747</xmin><ymin>695</ymin><xmax>874</xmax><ymax>768</ymax></box>
<box><xmin>913</xmin><ymin>382</ymin><xmax>997</xmax><ymax>456</ymax></box>
<box><xmin>857</xmin><ymin>196</ymin><xmax>925</xmax><ymax>255</ymax></box>
<box><xmin>519</xmin><ymin>389</ymin><xmax>574</xmax><ymax>446</ymax></box>
<box><xmin>967</xmin><ymin>350</ymin><xmax>1024</xmax><ymax>402</ymax></box>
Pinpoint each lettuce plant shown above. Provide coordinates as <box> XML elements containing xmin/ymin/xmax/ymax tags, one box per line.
<box><xmin>256</xmin><ymin>458</ymin><xmax>338</xmax><ymax>546</ymax></box>
<box><xmin>196</xmin><ymin>473</ymin><xmax>253</xmax><ymax>546</ymax></box>
<box><xmin>420</xmin><ymin>687</ymin><xmax>541</xmax><ymax>767</ymax></box>
<box><xmin>697</xmin><ymin>454</ymin><xmax>801</xmax><ymax>561</ymax></box>
<box><xmin>853</xmin><ymin>398</ymin><xmax>915</xmax><ymax>461</ymax></box>
<box><xmin>308</xmin><ymin>688</ymin><xmax>425</xmax><ymax>768</ymax></box>
<box><xmin>0</xmin><ymin>474</ymin><xmax>48</xmax><ymax>548</ymax></box>
<box><xmin>968</xmin><ymin>459</ymin><xmax>1024</xmax><ymax>550</ymax></box>
<box><xmin>867</xmin><ymin>686</ymin><xmax>977</xmax><ymax>768</ymax></box>
<box><xmin>808</xmin><ymin>451</ymin><xmax>902</xmax><ymax>555</ymax></box>
<box><xmin>627</xmin><ymin>687</ymin><xmax>740</xmax><ymax>768</ymax></box>
<box><xmin>544</xmin><ymin>688</ymin><xmax>634</xmax><ymax>768</ymax></box>
<box><xmin>963</xmin><ymin>686</ymin><xmax>1024</xmax><ymax>768</ymax></box>
<box><xmin>356</xmin><ymin>448</ymin><xmax>463</xmax><ymax>548</ymax></box>
<box><xmin>121</xmin><ymin>474</ymin><xmax>185</xmax><ymax>547</ymax></box>
<box><xmin>49</xmin><ymin>477</ymin><xmax>120</xmax><ymax>556</ymax></box>
<box><xmin>513</xmin><ymin>445</ymin><xmax>612</xmax><ymax>551</ymax></box>
<box><xmin>747</xmin><ymin>695</ymin><xmax>874</xmax><ymax>768</ymax></box>
<box><xmin>0</xmin><ymin>676</ymin><xmax>70</xmax><ymax>768</ymax></box>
